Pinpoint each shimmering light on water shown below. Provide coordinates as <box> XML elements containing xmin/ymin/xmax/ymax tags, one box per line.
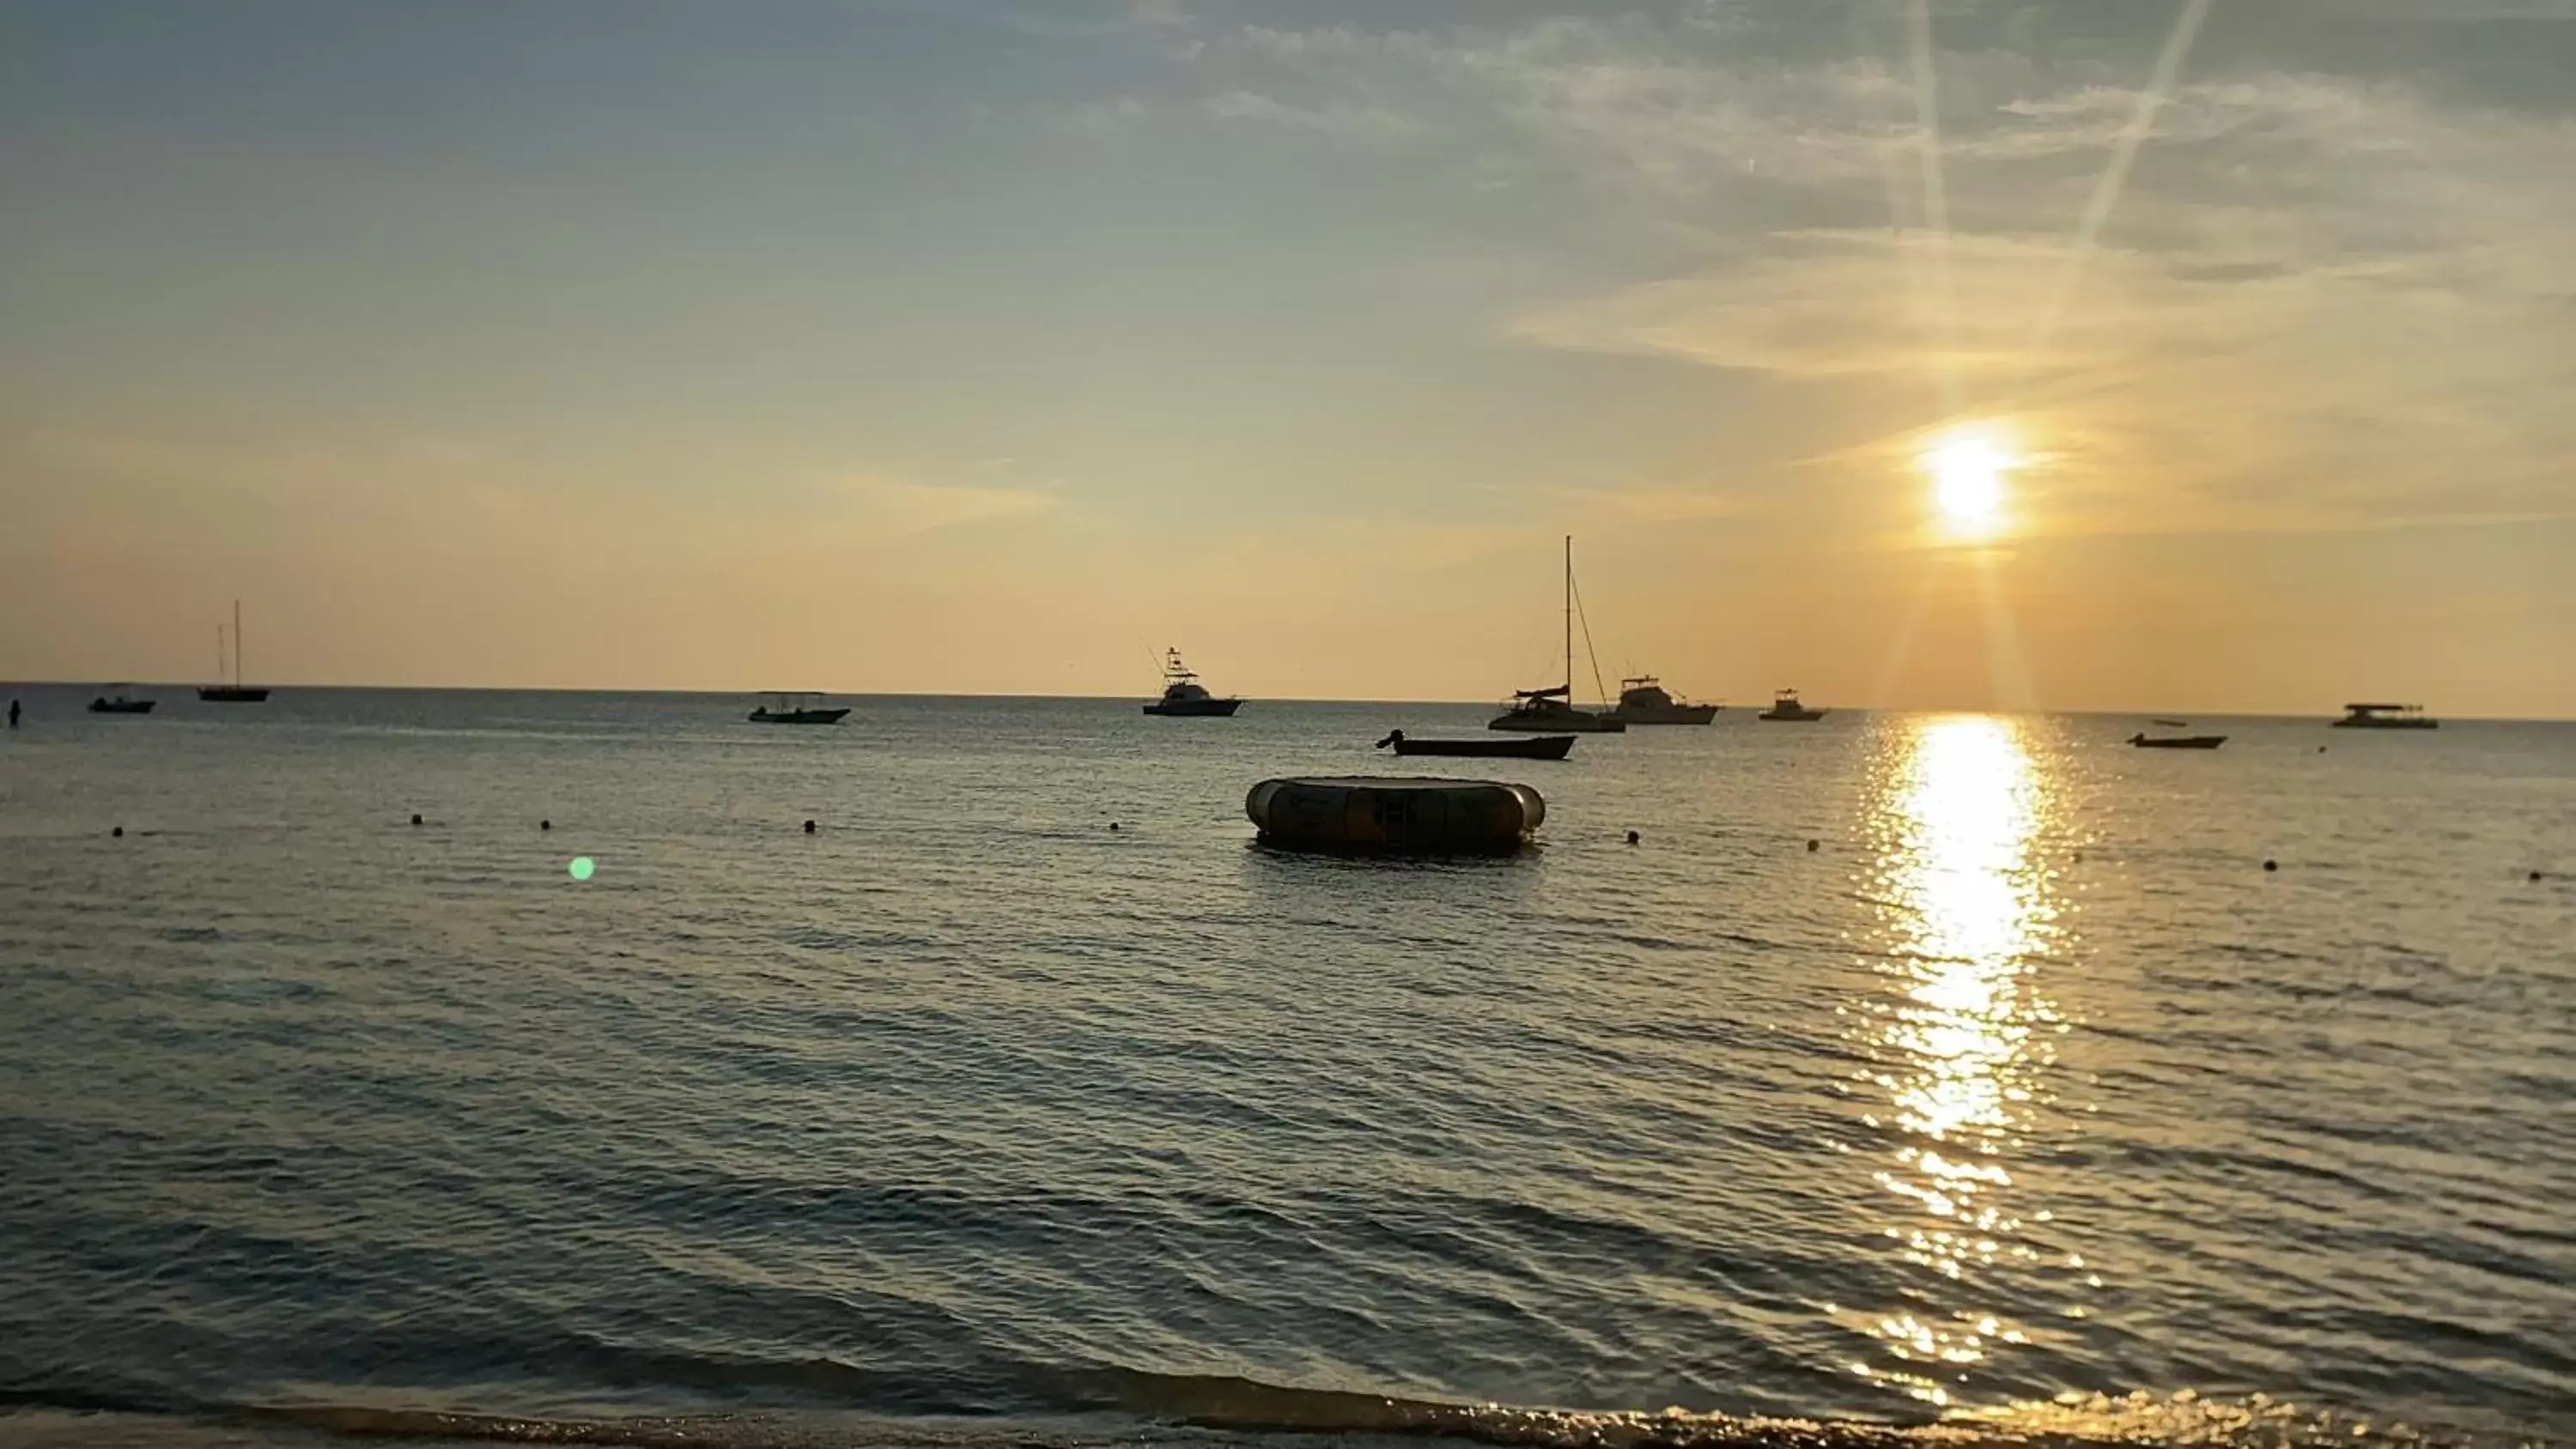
<box><xmin>1852</xmin><ymin>716</ymin><xmax>2062</xmax><ymax>1406</ymax></box>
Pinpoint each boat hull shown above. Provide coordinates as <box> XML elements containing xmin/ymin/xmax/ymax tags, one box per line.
<box><xmin>748</xmin><ymin>708</ymin><xmax>851</xmax><ymax>724</ymax></box>
<box><xmin>2332</xmin><ymin>718</ymin><xmax>2438</xmax><ymax>730</ymax></box>
<box><xmin>1488</xmin><ymin>708</ymin><xmax>1623</xmax><ymax>733</ymax></box>
<box><xmin>1757</xmin><ymin>708</ymin><xmax>1826</xmax><ymax>722</ymax></box>
<box><xmin>2130</xmin><ymin>735</ymin><xmax>2227</xmax><ymax>749</ymax></box>
<box><xmin>1610</xmin><ymin>703</ymin><xmax>1718</xmax><ymax>725</ymax></box>
<box><xmin>1247</xmin><ymin>775</ymin><xmax>1545</xmax><ymax>856</ymax></box>
<box><xmin>88</xmin><ymin>700</ymin><xmax>156</xmax><ymax>715</ymax></box>
<box><xmin>1143</xmin><ymin>699</ymin><xmax>1242</xmax><ymax>717</ymax></box>
<box><xmin>197</xmin><ymin>687</ymin><xmax>270</xmax><ymax>703</ymax></box>
<box><xmin>1392</xmin><ymin>736</ymin><xmax>1574</xmax><ymax>760</ymax></box>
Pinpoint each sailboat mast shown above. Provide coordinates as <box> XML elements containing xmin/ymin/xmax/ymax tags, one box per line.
<box><xmin>233</xmin><ymin>599</ymin><xmax>244</xmax><ymax>686</ymax></box>
<box><xmin>1563</xmin><ymin>536</ymin><xmax>1573</xmax><ymax>694</ymax></box>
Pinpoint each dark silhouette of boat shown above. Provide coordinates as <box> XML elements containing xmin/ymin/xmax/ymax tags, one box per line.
<box><xmin>2129</xmin><ymin>732</ymin><xmax>2226</xmax><ymax>749</ymax></box>
<box><xmin>1376</xmin><ymin>730</ymin><xmax>1574</xmax><ymax>760</ymax></box>
<box><xmin>1142</xmin><ymin>648</ymin><xmax>1242</xmax><ymax>717</ymax></box>
<box><xmin>1608</xmin><ymin>676</ymin><xmax>1717</xmax><ymax>725</ymax></box>
<box><xmin>198</xmin><ymin>602</ymin><xmax>270</xmax><ymax>702</ymax></box>
<box><xmin>2334</xmin><ymin>702</ymin><xmax>2438</xmax><ymax>730</ymax></box>
<box><xmin>1757</xmin><ymin>688</ymin><xmax>1826</xmax><ymax>722</ymax></box>
<box><xmin>1490</xmin><ymin>537</ymin><xmax>1625</xmax><ymax>733</ymax></box>
<box><xmin>748</xmin><ymin>692</ymin><xmax>850</xmax><ymax>724</ymax></box>
<box><xmin>88</xmin><ymin>689</ymin><xmax>155</xmax><ymax>715</ymax></box>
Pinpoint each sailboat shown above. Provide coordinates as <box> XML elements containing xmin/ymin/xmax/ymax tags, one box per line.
<box><xmin>198</xmin><ymin>600</ymin><xmax>271</xmax><ymax>702</ymax></box>
<box><xmin>1489</xmin><ymin>537</ymin><xmax>1625</xmax><ymax>733</ymax></box>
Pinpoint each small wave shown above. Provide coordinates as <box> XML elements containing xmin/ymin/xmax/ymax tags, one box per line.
<box><xmin>0</xmin><ymin>1379</ymin><xmax>2527</xmax><ymax>1449</ymax></box>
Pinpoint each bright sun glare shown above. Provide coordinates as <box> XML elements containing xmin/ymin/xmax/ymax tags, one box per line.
<box><xmin>1923</xmin><ymin>426</ymin><xmax>2020</xmax><ymax>536</ymax></box>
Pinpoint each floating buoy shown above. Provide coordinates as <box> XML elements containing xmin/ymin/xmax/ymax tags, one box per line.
<box><xmin>1626</xmin><ymin>830</ymin><xmax>1640</xmax><ymax>846</ymax></box>
<box><xmin>1246</xmin><ymin>776</ymin><xmax>1545</xmax><ymax>856</ymax></box>
<box><xmin>111</xmin><ymin>826</ymin><xmax>124</xmax><ymax>838</ymax></box>
<box><xmin>1807</xmin><ymin>838</ymin><xmax>1820</xmax><ymax>852</ymax></box>
<box><xmin>2263</xmin><ymin>858</ymin><xmax>2278</xmax><ymax>872</ymax></box>
<box><xmin>410</xmin><ymin>813</ymin><xmax>423</xmax><ymax>827</ymax></box>
<box><xmin>1109</xmin><ymin>822</ymin><xmax>1121</xmax><ymax>832</ymax></box>
<box><xmin>2532</xmin><ymin>870</ymin><xmax>2546</xmax><ymax>882</ymax></box>
<box><xmin>2073</xmin><ymin>850</ymin><xmax>2084</xmax><ymax>864</ymax></box>
<box><xmin>540</xmin><ymin>820</ymin><xmax>552</xmax><ymax>831</ymax></box>
<box><xmin>803</xmin><ymin>819</ymin><xmax>817</xmax><ymax>834</ymax></box>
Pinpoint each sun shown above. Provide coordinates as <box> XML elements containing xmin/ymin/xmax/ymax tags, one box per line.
<box><xmin>1922</xmin><ymin>425</ymin><xmax>2020</xmax><ymax>537</ymax></box>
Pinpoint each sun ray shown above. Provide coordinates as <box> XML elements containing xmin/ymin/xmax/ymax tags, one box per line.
<box><xmin>2025</xmin><ymin>0</ymin><xmax>2217</xmax><ymax>360</ymax></box>
<box><xmin>1905</xmin><ymin>0</ymin><xmax>1964</xmax><ymax>418</ymax></box>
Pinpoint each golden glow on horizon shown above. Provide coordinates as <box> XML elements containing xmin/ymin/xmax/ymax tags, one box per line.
<box><xmin>1845</xmin><ymin>715</ymin><xmax>2067</xmax><ymax>1407</ymax></box>
<box><xmin>1922</xmin><ymin>425</ymin><xmax>2020</xmax><ymax>539</ymax></box>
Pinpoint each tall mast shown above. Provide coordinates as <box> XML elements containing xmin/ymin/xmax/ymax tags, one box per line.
<box><xmin>1563</xmin><ymin>536</ymin><xmax>1573</xmax><ymax>695</ymax></box>
<box><xmin>216</xmin><ymin>624</ymin><xmax>227</xmax><ymax>684</ymax></box>
<box><xmin>233</xmin><ymin>599</ymin><xmax>244</xmax><ymax>685</ymax></box>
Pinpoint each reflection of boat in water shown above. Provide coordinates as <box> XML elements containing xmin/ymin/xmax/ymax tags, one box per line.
<box><xmin>1490</xmin><ymin>537</ymin><xmax>1625</xmax><ymax>733</ymax></box>
<box><xmin>1608</xmin><ymin>676</ymin><xmax>1717</xmax><ymax>726</ymax></box>
<box><xmin>2129</xmin><ymin>731</ymin><xmax>2226</xmax><ymax>749</ymax></box>
<box><xmin>197</xmin><ymin>600</ymin><xmax>271</xmax><ymax>703</ymax></box>
<box><xmin>88</xmin><ymin>688</ymin><xmax>155</xmax><ymax>715</ymax></box>
<box><xmin>1757</xmin><ymin>688</ymin><xmax>1826</xmax><ymax>722</ymax></box>
<box><xmin>2334</xmin><ymin>701</ymin><xmax>2438</xmax><ymax>730</ymax></box>
<box><xmin>1375</xmin><ymin>730</ymin><xmax>1574</xmax><ymax>761</ymax></box>
<box><xmin>748</xmin><ymin>692</ymin><xmax>851</xmax><ymax>724</ymax></box>
<box><xmin>1142</xmin><ymin>648</ymin><xmax>1242</xmax><ymax>717</ymax></box>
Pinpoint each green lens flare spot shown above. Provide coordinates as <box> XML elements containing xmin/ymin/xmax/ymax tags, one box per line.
<box><xmin>568</xmin><ymin>856</ymin><xmax>596</xmax><ymax>882</ymax></box>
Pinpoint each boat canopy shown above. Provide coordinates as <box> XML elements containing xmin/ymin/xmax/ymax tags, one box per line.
<box><xmin>1512</xmin><ymin>684</ymin><xmax>1572</xmax><ymax>701</ymax></box>
<box><xmin>2343</xmin><ymin>702</ymin><xmax>2420</xmax><ymax>712</ymax></box>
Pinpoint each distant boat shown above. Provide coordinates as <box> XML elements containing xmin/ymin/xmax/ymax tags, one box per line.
<box><xmin>1757</xmin><ymin>688</ymin><xmax>1826</xmax><ymax>722</ymax></box>
<box><xmin>1376</xmin><ymin>730</ymin><xmax>1574</xmax><ymax>761</ymax></box>
<box><xmin>197</xmin><ymin>600</ymin><xmax>271</xmax><ymax>703</ymax></box>
<box><xmin>2334</xmin><ymin>702</ymin><xmax>2438</xmax><ymax>730</ymax></box>
<box><xmin>1489</xmin><ymin>537</ymin><xmax>1625</xmax><ymax>733</ymax></box>
<box><xmin>2152</xmin><ymin>718</ymin><xmax>2190</xmax><ymax>729</ymax></box>
<box><xmin>748</xmin><ymin>692</ymin><xmax>850</xmax><ymax>724</ymax></box>
<box><xmin>88</xmin><ymin>688</ymin><xmax>155</xmax><ymax>715</ymax></box>
<box><xmin>2129</xmin><ymin>732</ymin><xmax>2226</xmax><ymax>749</ymax></box>
<box><xmin>1608</xmin><ymin>676</ymin><xmax>1718</xmax><ymax>726</ymax></box>
<box><xmin>1141</xmin><ymin>648</ymin><xmax>1242</xmax><ymax>717</ymax></box>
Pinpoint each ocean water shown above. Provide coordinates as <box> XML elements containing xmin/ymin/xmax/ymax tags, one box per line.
<box><xmin>1</xmin><ymin>688</ymin><xmax>2570</xmax><ymax>1449</ymax></box>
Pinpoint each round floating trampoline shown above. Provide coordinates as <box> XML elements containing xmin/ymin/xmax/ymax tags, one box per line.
<box><xmin>1246</xmin><ymin>775</ymin><xmax>1546</xmax><ymax>857</ymax></box>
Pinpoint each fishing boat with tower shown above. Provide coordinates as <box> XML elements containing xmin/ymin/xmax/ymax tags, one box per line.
<box><xmin>1142</xmin><ymin>649</ymin><xmax>1242</xmax><ymax>717</ymax></box>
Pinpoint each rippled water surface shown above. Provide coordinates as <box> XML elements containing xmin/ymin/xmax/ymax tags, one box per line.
<box><xmin>2</xmin><ymin>689</ymin><xmax>2571</xmax><ymax>1448</ymax></box>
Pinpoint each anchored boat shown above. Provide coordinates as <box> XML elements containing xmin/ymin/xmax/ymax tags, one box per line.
<box><xmin>1376</xmin><ymin>730</ymin><xmax>1574</xmax><ymax>761</ymax></box>
<box><xmin>1757</xmin><ymin>688</ymin><xmax>1826</xmax><ymax>722</ymax></box>
<box><xmin>748</xmin><ymin>692</ymin><xmax>851</xmax><ymax>724</ymax></box>
<box><xmin>2129</xmin><ymin>731</ymin><xmax>2226</xmax><ymax>749</ymax></box>
<box><xmin>1608</xmin><ymin>676</ymin><xmax>1718</xmax><ymax>726</ymax></box>
<box><xmin>1142</xmin><ymin>648</ymin><xmax>1242</xmax><ymax>717</ymax></box>
<box><xmin>197</xmin><ymin>600</ymin><xmax>271</xmax><ymax>703</ymax></box>
<box><xmin>1490</xmin><ymin>537</ymin><xmax>1625</xmax><ymax>733</ymax></box>
<box><xmin>2334</xmin><ymin>702</ymin><xmax>2438</xmax><ymax>730</ymax></box>
<box><xmin>88</xmin><ymin>688</ymin><xmax>155</xmax><ymax>715</ymax></box>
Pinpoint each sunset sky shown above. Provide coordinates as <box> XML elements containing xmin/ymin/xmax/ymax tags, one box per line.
<box><xmin>4</xmin><ymin>0</ymin><xmax>2572</xmax><ymax>715</ymax></box>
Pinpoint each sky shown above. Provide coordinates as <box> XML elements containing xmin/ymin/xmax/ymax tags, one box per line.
<box><xmin>3</xmin><ymin>0</ymin><xmax>2572</xmax><ymax>715</ymax></box>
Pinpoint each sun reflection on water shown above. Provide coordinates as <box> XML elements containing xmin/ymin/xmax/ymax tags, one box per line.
<box><xmin>1846</xmin><ymin>715</ymin><xmax>2066</xmax><ymax>1407</ymax></box>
